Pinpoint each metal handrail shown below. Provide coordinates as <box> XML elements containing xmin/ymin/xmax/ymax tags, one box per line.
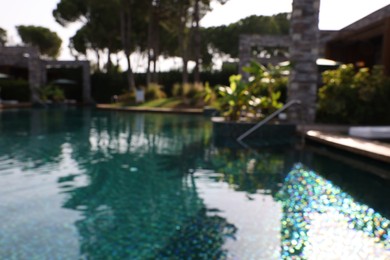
<box><xmin>236</xmin><ymin>99</ymin><xmax>301</xmax><ymax>142</ymax></box>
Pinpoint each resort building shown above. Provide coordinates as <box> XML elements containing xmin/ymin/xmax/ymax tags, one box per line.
<box><xmin>324</xmin><ymin>4</ymin><xmax>390</xmax><ymax>76</ymax></box>
<box><xmin>0</xmin><ymin>46</ymin><xmax>92</xmax><ymax>104</ymax></box>
<box><xmin>239</xmin><ymin>4</ymin><xmax>390</xmax><ymax>76</ymax></box>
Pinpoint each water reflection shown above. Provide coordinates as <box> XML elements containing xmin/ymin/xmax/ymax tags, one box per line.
<box><xmin>276</xmin><ymin>164</ymin><xmax>390</xmax><ymax>259</ymax></box>
<box><xmin>203</xmin><ymin>146</ymin><xmax>293</xmax><ymax>195</ymax></box>
<box><xmin>198</xmin><ymin>145</ymin><xmax>390</xmax><ymax>259</ymax></box>
<box><xmin>0</xmin><ymin>109</ymin><xmax>237</xmax><ymax>259</ymax></box>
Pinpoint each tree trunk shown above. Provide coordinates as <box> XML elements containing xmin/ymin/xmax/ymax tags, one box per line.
<box><xmin>120</xmin><ymin>2</ymin><xmax>136</xmax><ymax>92</ymax></box>
<box><xmin>146</xmin><ymin>2</ymin><xmax>153</xmax><ymax>86</ymax></box>
<box><xmin>193</xmin><ymin>0</ymin><xmax>201</xmax><ymax>83</ymax></box>
<box><xmin>179</xmin><ymin>5</ymin><xmax>189</xmax><ymax>84</ymax></box>
<box><xmin>146</xmin><ymin>52</ymin><xmax>152</xmax><ymax>86</ymax></box>
<box><xmin>95</xmin><ymin>48</ymin><xmax>101</xmax><ymax>72</ymax></box>
<box><xmin>106</xmin><ymin>48</ymin><xmax>112</xmax><ymax>73</ymax></box>
<box><xmin>125</xmin><ymin>50</ymin><xmax>136</xmax><ymax>92</ymax></box>
<box><xmin>182</xmin><ymin>58</ymin><xmax>189</xmax><ymax>84</ymax></box>
<box><xmin>152</xmin><ymin>46</ymin><xmax>158</xmax><ymax>83</ymax></box>
<box><xmin>152</xmin><ymin>7</ymin><xmax>160</xmax><ymax>84</ymax></box>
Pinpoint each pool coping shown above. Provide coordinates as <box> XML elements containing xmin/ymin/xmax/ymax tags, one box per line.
<box><xmin>0</xmin><ymin>102</ymin><xmax>32</xmax><ymax>110</ymax></box>
<box><xmin>96</xmin><ymin>104</ymin><xmax>204</xmax><ymax>114</ymax></box>
<box><xmin>302</xmin><ymin>129</ymin><xmax>390</xmax><ymax>164</ymax></box>
<box><xmin>2</xmin><ymin>104</ymin><xmax>388</xmax><ymax>167</ymax></box>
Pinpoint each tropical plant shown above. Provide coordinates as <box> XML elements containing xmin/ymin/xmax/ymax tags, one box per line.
<box><xmin>217</xmin><ymin>74</ymin><xmax>250</xmax><ymax>121</ymax></box>
<box><xmin>216</xmin><ymin>61</ymin><xmax>286</xmax><ymax>121</ymax></box>
<box><xmin>203</xmin><ymin>82</ymin><xmax>217</xmax><ymax>106</ymax></box>
<box><xmin>243</xmin><ymin>61</ymin><xmax>285</xmax><ymax>116</ymax></box>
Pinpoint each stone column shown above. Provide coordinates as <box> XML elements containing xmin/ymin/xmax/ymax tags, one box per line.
<box><xmin>82</xmin><ymin>61</ymin><xmax>93</xmax><ymax>104</ymax></box>
<box><xmin>238</xmin><ymin>35</ymin><xmax>252</xmax><ymax>80</ymax></box>
<box><xmin>287</xmin><ymin>0</ymin><xmax>320</xmax><ymax>123</ymax></box>
<box><xmin>28</xmin><ymin>56</ymin><xmax>43</xmax><ymax>104</ymax></box>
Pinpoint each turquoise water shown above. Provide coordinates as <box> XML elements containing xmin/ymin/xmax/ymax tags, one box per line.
<box><xmin>0</xmin><ymin>108</ymin><xmax>389</xmax><ymax>259</ymax></box>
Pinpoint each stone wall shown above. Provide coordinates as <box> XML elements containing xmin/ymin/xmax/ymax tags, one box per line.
<box><xmin>239</xmin><ymin>35</ymin><xmax>290</xmax><ymax>79</ymax></box>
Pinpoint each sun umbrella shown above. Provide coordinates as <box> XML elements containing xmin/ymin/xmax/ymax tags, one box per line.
<box><xmin>51</xmin><ymin>79</ymin><xmax>77</xmax><ymax>85</ymax></box>
<box><xmin>278</xmin><ymin>58</ymin><xmax>341</xmax><ymax>67</ymax></box>
<box><xmin>0</xmin><ymin>73</ymin><xmax>9</xmax><ymax>79</ymax></box>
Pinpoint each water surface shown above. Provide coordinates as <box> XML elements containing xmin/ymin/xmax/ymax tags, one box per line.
<box><xmin>0</xmin><ymin>108</ymin><xmax>389</xmax><ymax>259</ymax></box>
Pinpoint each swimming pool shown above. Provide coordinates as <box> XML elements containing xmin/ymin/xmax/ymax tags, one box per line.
<box><xmin>0</xmin><ymin>108</ymin><xmax>389</xmax><ymax>259</ymax></box>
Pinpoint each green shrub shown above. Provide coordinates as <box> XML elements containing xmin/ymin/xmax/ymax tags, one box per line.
<box><xmin>145</xmin><ymin>83</ymin><xmax>167</xmax><ymax>101</ymax></box>
<box><xmin>39</xmin><ymin>84</ymin><xmax>65</xmax><ymax>102</ymax></box>
<box><xmin>317</xmin><ymin>64</ymin><xmax>390</xmax><ymax>125</ymax></box>
<box><xmin>171</xmin><ymin>83</ymin><xmax>207</xmax><ymax>107</ymax></box>
<box><xmin>0</xmin><ymin>79</ymin><xmax>30</xmax><ymax>102</ymax></box>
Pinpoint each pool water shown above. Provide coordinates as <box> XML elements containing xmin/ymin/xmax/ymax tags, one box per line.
<box><xmin>0</xmin><ymin>108</ymin><xmax>389</xmax><ymax>259</ymax></box>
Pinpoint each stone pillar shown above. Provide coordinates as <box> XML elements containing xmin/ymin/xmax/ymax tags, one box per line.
<box><xmin>238</xmin><ymin>35</ymin><xmax>252</xmax><ymax>80</ymax></box>
<box><xmin>28</xmin><ymin>55</ymin><xmax>43</xmax><ymax>104</ymax></box>
<box><xmin>82</xmin><ymin>61</ymin><xmax>93</xmax><ymax>104</ymax></box>
<box><xmin>287</xmin><ymin>0</ymin><xmax>320</xmax><ymax>123</ymax></box>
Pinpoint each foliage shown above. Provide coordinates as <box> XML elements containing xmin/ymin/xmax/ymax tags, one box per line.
<box><xmin>0</xmin><ymin>27</ymin><xmax>7</xmax><ymax>46</ymax></box>
<box><xmin>172</xmin><ymin>83</ymin><xmax>206</xmax><ymax>107</ymax></box>
<box><xmin>51</xmin><ymin>0</ymin><xmax>289</xmax><ymax>82</ymax></box>
<box><xmin>90</xmin><ymin>67</ymin><xmax>237</xmax><ymax>103</ymax></box>
<box><xmin>217</xmin><ymin>74</ymin><xmax>250</xmax><ymax>121</ymax></box>
<box><xmin>216</xmin><ymin>61</ymin><xmax>286</xmax><ymax>121</ymax></box>
<box><xmin>202</xmin><ymin>13</ymin><xmax>290</xmax><ymax>60</ymax></box>
<box><xmin>172</xmin><ymin>83</ymin><xmax>188</xmax><ymax>98</ymax></box>
<box><xmin>145</xmin><ymin>83</ymin><xmax>167</xmax><ymax>101</ymax></box>
<box><xmin>317</xmin><ymin>64</ymin><xmax>390</xmax><ymax>125</ymax></box>
<box><xmin>16</xmin><ymin>25</ymin><xmax>62</xmax><ymax>58</ymax></box>
<box><xmin>243</xmin><ymin>61</ymin><xmax>285</xmax><ymax>115</ymax></box>
<box><xmin>203</xmin><ymin>82</ymin><xmax>217</xmax><ymax>106</ymax></box>
<box><xmin>39</xmin><ymin>84</ymin><xmax>65</xmax><ymax>102</ymax></box>
<box><xmin>0</xmin><ymin>79</ymin><xmax>30</xmax><ymax>102</ymax></box>
<box><xmin>185</xmin><ymin>83</ymin><xmax>206</xmax><ymax>106</ymax></box>
<box><xmin>115</xmin><ymin>92</ymin><xmax>135</xmax><ymax>105</ymax></box>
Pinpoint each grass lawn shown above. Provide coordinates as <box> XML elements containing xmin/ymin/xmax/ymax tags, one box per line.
<box><xmin>109</xmin><ymin>97</ymin><xmax>219</xmax><ymax>110</ymax></box>
<box><xmin>136</xmin><ymin>97</ymin><xmax>183</xmax><ymax>108</ymax></box>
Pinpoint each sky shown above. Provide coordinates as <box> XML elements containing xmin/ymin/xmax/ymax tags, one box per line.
<box><xmin>1</xmin><ymin>0</ymin><xmax>390</xmax><ymax>62</ymax></box>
